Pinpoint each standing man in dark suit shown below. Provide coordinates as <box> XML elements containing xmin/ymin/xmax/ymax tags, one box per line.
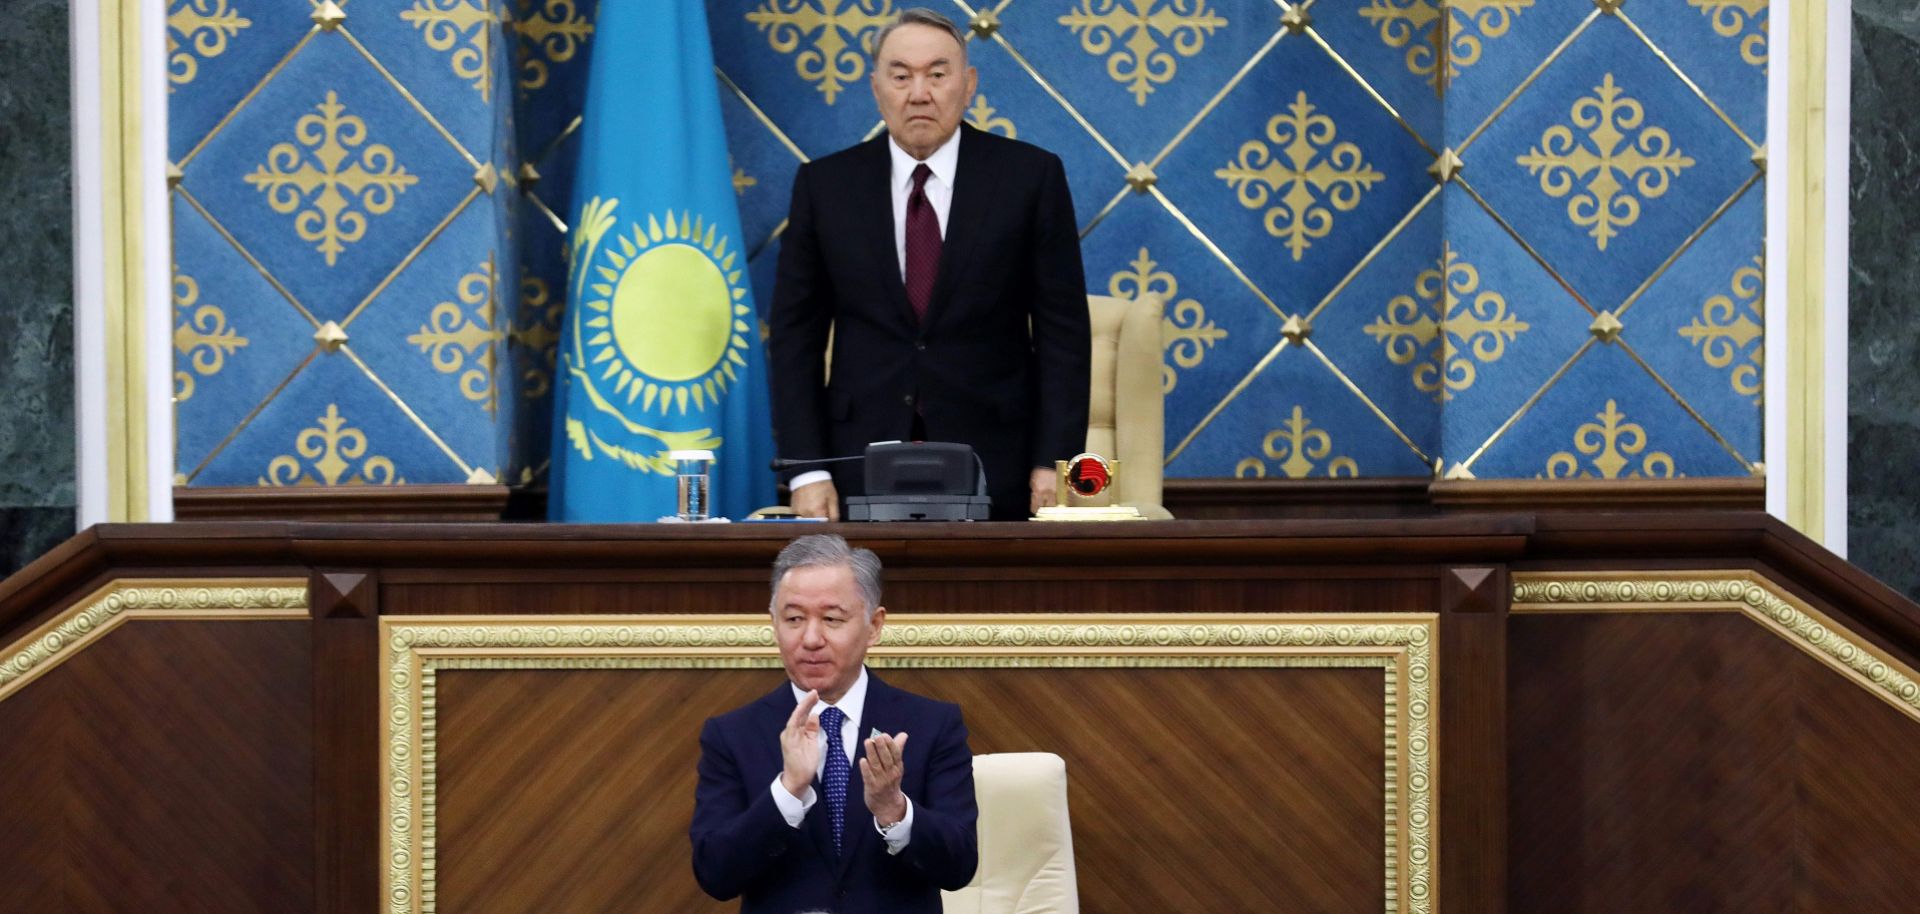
<box><xmin>690</xmin><ymin>534</ymin><xmax>977</xmax><ymax>913</ymax></box>
<box><xmin>768</xmin><ymin>8</ymin><xmax>1091</xmax><ymax>521</ymax></box>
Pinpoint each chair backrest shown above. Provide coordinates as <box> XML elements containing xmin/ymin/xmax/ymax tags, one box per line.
<box><xmin>941</xmin><ymin>752</ymin><xmax>1079</xmax><ymax>914</ymax></box>
<box><xmin>1079</xmin><ymin>294</ymin><xmax>1168</xmax><ymax>517</ymax></box>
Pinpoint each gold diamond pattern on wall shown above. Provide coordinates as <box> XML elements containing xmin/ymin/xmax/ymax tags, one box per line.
<box><xmin>1359</xmin><ymin>0</ymin><xmax>1535</xmax><ymax>94</ymax></box>
<box><xmin>1679</xmin><ymin>254</ymin><xmax>1763</xmax><ymax>405</ymax></box>
<box><xmin>1688</xmin><ymin>0</ymin><xmax>1768</xmax><ymax>67</ymax></box>
<box><xmin>1543</xmin><ymin>399</ymin><xmax>1678</xmax><ymax>479</ymax></box>
<box><xmin>1216</xmin><ymin>92</ymin><xmax>1385</xmax><ymax>261</ymax></box>
<box><xmin>1234</xmin><ymin>406</ymin><xmax>1360</xmax><ymax>478</ymax></box>
<box><xmin>1364</xmin><ymin>243</ymin><xmax>1528</xmax><ymax>402</ymax></box>
<box><xmin>1105</xmin><ymin>247</ymin><xmax>1223</xmax><ymax>393</ymax></box>
<box><xmin>746</xmin><ymin>0</ymin><xmax>897</xmax><ymax>105</ymax></box>
<box><xmin>1516</xmin><ymin>73</ymin><xmax>1696</xmax><ymax>252</ymax></box>
<box><xmin>260</xmin><ymin>403</ymin><xmax>405</xmax><ymax>486</ymax></box>
<box><xmin>1056</xmin><ymin>0</ymin><xmax>1229</xmax><ymax>106</ymax></box>
<box><xmin>244</xmin><ymin>90</ymin><xmax>420</xmax><ymax>266</ymax></box>
<box><xmin>966</xmin><ymin>94</ymin><xmax>1016</xmax><ymax>137</ymax></box>
<box><xmin>167</xmin><ymin>0</ymin><xmax>252</xmax><ymax>90</ymax></box>
<box><xmin>511</xmin><ymin>276</ymin><xmax>562</xmax><ymax>399</ymax></box>
<box><xmin>402</xmin><ymin>0</ymin><xmax>497</xmax><ymax>96</ymax></box>
<box><xmin>171</xmin><ymin>268</ymin><xmax>250</xmax><ymax>403</ymax></box>
<box><xmin>511</xmin><ymin>0</ymin><xmax>594</xmax><ymax>91</ymax></box>
<box><xmin>407</xmin><ymin>255</ymin><xmax>502</xmax><ymax>414</ymax></box>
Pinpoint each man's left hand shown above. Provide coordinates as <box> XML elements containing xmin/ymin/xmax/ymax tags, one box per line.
<box><xmin>1029</xmin><ymin>467</ymin><xmax>1058</xmax><ymax>515</ymax></box>
<box><xmin>860</xmin><ymin>732</ymin><xmax>910</xmax><ymax>825</ymax></box>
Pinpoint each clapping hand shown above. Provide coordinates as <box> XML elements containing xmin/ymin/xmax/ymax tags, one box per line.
<box><xmin>860</xmin><ymin>731</ymin><xmax>909</xmax><ymax>825</ymax></box>
<box><xmin>779</xmin><ymin>690</ymin><xmax>822</xmax><ymax>798</ymax></box>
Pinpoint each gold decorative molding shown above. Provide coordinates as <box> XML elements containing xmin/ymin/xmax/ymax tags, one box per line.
<box><xmin>1365</xmin><ymin>243</ymin><xmax>1528</xmax><ymax>402</ymax></box>
<box><xmin>1542</xmin><ymin>399</ymin><xmax>1678</xmax><ymax>479</ymax></box>
<box><xmin>1359</xmin><ymin>0</ymin><xmax>1535</xmax><ymax>94</ymax></box>
<box><xmin>260</xmin><ymin>403</ymin><xmax>406</xmax><ymax>486</ymax></box>
<box><xmin>245</xmin><ymin>91</ymin><xmax>420</xmax><ymax>266</ymax></box>
<box><xmin>380</xmin><ymin>613</ymin><xmax>1437</xmax><ymax>914</ymax></box>
<box><xmin>166</xmin><ymin>0</ymin><xmax>251</xmax><ymax>90</ymax></box>
<box><xmin>0</xmin><ymin>579</ymin><xmax>307</xmax><ymax>703</ymax></box>
<box><xmin>1216</xmin><ymin>91</ymin><xmax>1385</xmax><ymax>261</ymax></box>
<box><xmin>1512</xmin><ymin>571</ymin><xmax>1920</xmax><ymax>723</ymax></box>
<box><xmin>408</xmin><ymin>256</ymin><xmax>503</xmax><ymax>413</ymax></box>
<box><xmin>172</xmin><ymin>268</ymin><xmax>250</xmax><ymax>403</ymax></box>
<box><xmin>1057</xmin><ymin>0</ymin><xmax>1229</xmax><ymax>106</ymax></box>
<box><xmin>1678</xmin><ymin>254</ymin><xmax>1764</xmax><ymax>404</ymax></box>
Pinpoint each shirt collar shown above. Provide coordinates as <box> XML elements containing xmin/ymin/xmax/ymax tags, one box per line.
<box><xmin>889</xmin><ymin>127</ymin><xmax>961</xmax><ymax>192</ymax></box>
<box><xmin>791</xmin><ymin>666</ymin><xmax>870</xmax><ymax>725</ymax></box>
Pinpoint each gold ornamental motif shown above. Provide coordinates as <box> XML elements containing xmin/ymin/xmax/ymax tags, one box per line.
<box><xmin>1678</xmin><ymin>255</ymin><xmax>1763</xmax><ymax>404</ymax></box>
<box><xmin>1057</xmin><ymin>0</ymin><xmax>1229</xmax><ymax>106</ymax></box>
<box><xmin>510</xmin><ymin>276</ymin><xmax>563</xmax><ymax>399</ymax></box>
<box><xmin>166</xmin><ymin>0</ymin><xmax>252</xmax><ymax>89</ymax></box>
<box><xmin>746</xmin><ymin>0</ymin><xmax>897</xmax><ymax>105</ymax></box>
<box><xmin>1216</xmin><ymin>92</ymin><xmax>1385</xmax><ymax>261</ymax></box>
<box><xmin>1359</xmin><ymin>0</ymin><xmax>1535</xmax><ymax>94</ymax></box>
<box><xmin>1543</xmin><ymin>399</ymin><xmax>1678</xmax><ymax>479</ymax></box>
<box><xmin>730</xmin><ymin>158</ymin><xmax>757</xmax><ymax>196</ymax></box>
<box><xmin>171</xmin><ymin>269</ymin><xmax>250</xmax><ymax>403</ymax></box>
<box><xmin>381</xmin><ymin>612</ymin><xmax>1436</xmax><ymax>914</ymax></box>
<box><xmin>402</xmin><ymin>0</ymin><xmax>496</xmax><ymax>95</ymax></box>
<box><xmin>1364</xmin><ymin>243</ymin><xmax>1528</xmax><ymax>401</ymax></box>
<box><xmin>1516</xmin><ymin>74</ymin><xmax>1696</xmax><ymax>251</ymax></box>
<box><xmin>409</xmin><ymin>257</ymin><xmax>504</xmax><ymax>413</ymax></box>
<box><xmin>245</xmin><ymin>91</ymin><xmax>420</xmax><ymax>266</ymax></box>
<box><xmin>511</xmin><ymin>0</ymin><xmax>595</xmax><ymax>91</ymax></box>
<box><xmin>1688</xmin><ymin>0</ymin><xmax>1768</xmax><ymax>67</ymax></box>
<box><xmin>1236</xmin><ymin>406</ymin><xmax>1360</xmax><ymax>478</ymax></box>
<box><xmin>1105</xmin><ymin>247</ymin><xmax>1224</xmax><ymax>393</ymax></box>
<box><xmin>966</xmin><ymin>94</ymin><xmax>1017</xmax><ymax>138</ymax></box>
<box><xmin>261</xmin><ymin>403</ymin><xmax>405</xmax><ymax>486</ymax></box>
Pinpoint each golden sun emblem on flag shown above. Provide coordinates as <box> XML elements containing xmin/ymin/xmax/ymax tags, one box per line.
<box><xmin>575</xmin><ymin>207</ymin><xmax>752</xmax><ymax>416</ymax></box>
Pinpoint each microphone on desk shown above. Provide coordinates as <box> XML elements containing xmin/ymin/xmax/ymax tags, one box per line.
<box><xmin>768</xmin><ymin>454</ymin><xmax>868</xmax><ymax>472</ymax></box>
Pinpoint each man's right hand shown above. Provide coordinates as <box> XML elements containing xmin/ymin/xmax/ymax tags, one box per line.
<box><xmin>792</xmin><ymin>480</ymin><xmax>840</xmax><ymax>521</ymax></box>
<box><xmin>779</xmin><ymin>689</ymin><xmax>823</xmax><ymax>798</ymax></box>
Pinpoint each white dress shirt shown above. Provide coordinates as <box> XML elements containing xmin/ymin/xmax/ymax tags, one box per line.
<box><xmin>768</xmin><ymin>667</ymin><xmax>916</xmax><ymax>853</ymax></box>
<box><xmin>789</xmin><ymin>131</ymin><xmax>964</xmax><ymax>495</ymax></box>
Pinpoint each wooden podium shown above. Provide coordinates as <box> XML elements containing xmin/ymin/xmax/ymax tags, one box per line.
<box><xmin>2</xmin><ymin>515</ymin><xmax>1917</xmax><ymax>913</ymax></box>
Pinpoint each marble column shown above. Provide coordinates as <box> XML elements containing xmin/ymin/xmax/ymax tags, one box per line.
<box><xmin>0</xmin><ymin>0</ymin><xmax>76</xmax><ymax>579</ymax></box>
<box><xmin>1850</xmin><ymin>1</ymin><xmax>1920</xmax><ymax>602</ymax></box>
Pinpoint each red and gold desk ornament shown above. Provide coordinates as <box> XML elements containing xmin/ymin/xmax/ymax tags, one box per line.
<box><xmin>1034</xmin><ymin>453</ymin><xmax>1144</xmax><ymax>521</ymax></box>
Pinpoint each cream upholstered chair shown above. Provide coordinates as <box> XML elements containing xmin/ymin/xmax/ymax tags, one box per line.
<box><xmin>1074</xmin><ymin>294</ymin><xmax>1171</xmax><ymax>518</ymax></box>
<box><xmin>942</xmin><ymin>752</ymin><xmax>1079</xmax><ymax>914</ymax></box>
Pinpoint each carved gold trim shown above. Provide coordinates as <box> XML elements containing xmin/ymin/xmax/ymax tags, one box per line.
<box><xmin>1512</xmin><ymin>571</ymin><xmax>1920</xmax><ymax>723</ymax></box>
<box><xmin>0</xmin><ymin>579</ymin><xmax>307</xmax><ymax>703</ymax></box>
<box><xmin>380</xmin><ymin>613</ymin><xmax>1438</xmax><ymax>914</ymax></box>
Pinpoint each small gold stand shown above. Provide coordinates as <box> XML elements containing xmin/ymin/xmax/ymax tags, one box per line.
<box><xmin>1032</xmin><ymin>455</ymin><xmax>1144</xmax><ymax>521</ymax></box>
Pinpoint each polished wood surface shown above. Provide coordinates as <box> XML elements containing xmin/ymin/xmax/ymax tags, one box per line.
<box><xmin>0</xmin><ymin>515</ymin><xmax>1915</xmax><ymax>914</ymax></box>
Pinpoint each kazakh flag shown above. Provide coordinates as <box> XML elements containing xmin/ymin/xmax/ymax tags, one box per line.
<box><xmin>549</xmin><ymin>0</ymin><xmax>775</xmax><ymax>521</ymax></box>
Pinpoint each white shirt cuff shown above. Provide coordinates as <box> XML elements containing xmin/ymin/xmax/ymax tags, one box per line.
<box><xmin>770</xmin><ymin>775</ymin><xmax>816</xmax><ymax>828</ymax></box>
<box><xmin>875</xmin><ymin>796</ymin><xmax>914</xmax><ymax>854</ymax></box>
<box><xmin>790</xmin><ymin>470</ymin><xmax>833</xmax><ymax>491</ymax></box>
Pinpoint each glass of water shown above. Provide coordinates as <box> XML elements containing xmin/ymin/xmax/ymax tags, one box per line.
<box><xmin>671</xmin><ymin>449</ymin><xmax>715</xmax><ymax>521</ymax></box>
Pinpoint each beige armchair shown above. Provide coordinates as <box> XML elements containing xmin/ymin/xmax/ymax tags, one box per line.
<box><xmin>942</xmin><ymin>752</ymin><xmax>1079</xmax><ymax>914</ymax></box>
<box><xmin>1074</xmin><ymin>293</ymin><xmax>1170</xmax><ymax>518</ymax></box>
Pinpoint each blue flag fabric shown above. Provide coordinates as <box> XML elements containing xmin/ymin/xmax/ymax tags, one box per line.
<box><xmin>549</xmin><ymin>0</ymin><xmax>775</xmax><ymax>521</ymax></box>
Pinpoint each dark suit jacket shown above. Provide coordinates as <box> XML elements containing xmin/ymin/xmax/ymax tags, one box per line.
<box><xmin>690</xmin><ymin>674</ymin><xmax>978</xmax><ymax>914</ymax></box>
<box><xmin>767</xmin><ymin>124</ymin><xmax>1091</xmax><ymax>519</ymax></box>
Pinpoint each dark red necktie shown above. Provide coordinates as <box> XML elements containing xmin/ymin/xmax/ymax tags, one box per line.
<box><xmin>904</xmin><ymin>163</ymin><xmax>941</xmax><ymax>322</ymax></box>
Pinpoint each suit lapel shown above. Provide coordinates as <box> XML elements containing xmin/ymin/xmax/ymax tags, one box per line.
<box><xmin>925</xmin><ymin>124</ymin><xmax>1000</xmax><ymax>332</ymax></box>
<box><xmin>855</xmin><ymin>136</ymin><xmax>919</xmax><ymax>331</ymax></box>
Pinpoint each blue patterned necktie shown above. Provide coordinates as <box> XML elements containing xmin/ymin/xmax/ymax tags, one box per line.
<box><xmin>820</xmin><ymin>705</ymin><xmax>849</xmax><ymax>855</ymax></box>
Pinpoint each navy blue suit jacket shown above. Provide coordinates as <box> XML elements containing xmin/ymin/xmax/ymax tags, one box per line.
<box><xmin>690</xmin><ymin>673</ymin><xmax>979</xmax><ymax>914</ymax></box>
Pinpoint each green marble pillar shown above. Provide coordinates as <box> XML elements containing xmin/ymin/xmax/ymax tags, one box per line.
<box><xmin>1850</xmin><ymin>1</ymin><xmax>1920</xmax><ymax>602</ymax></box>
<box><xmin>0</xmin><ymin>0</ymin><xmax>76</xmax><ymax>579</ymax></box>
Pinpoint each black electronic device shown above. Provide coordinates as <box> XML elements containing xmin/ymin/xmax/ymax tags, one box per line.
<box><xmin>773</xmin><ymin>442</ymin><xmax>990</xmax><ymax>521</ymax></box>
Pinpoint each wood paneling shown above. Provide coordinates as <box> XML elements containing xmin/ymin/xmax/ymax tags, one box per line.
<box><xmin>0</xmin><ymin>620</ymin><xmax>314</xmax><ymax>913</ymax></box>
<box><xmin>1509</xmin><ymin>613</ymin><xmax>1920</xmax><ymax>913</ymax></box>
<box><xmin>433</xmin><ymin>667</ymin><xmax>1387</xmax><ymax>914</ymax></box>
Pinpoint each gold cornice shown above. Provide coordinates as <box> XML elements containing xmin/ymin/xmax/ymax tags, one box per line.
<box><xmin>1512</xmin><ymin>571</ymin><xmax>1920</xmax><ymax>723</ymax></box>
<box><xmin>381</xmin><ymin>613</ymin><xmax>1438</xmax><ymax>914</ymax></box>
<box><xmin>0</xmin><ymin>579</ymin><xmax>308</xmax><ymax>702</ymax></box>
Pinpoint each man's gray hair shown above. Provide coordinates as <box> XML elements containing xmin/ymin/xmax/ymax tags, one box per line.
<box><xmin>869</xmin><ymin>7</ymin><xmax>968</xmax><ymax>65</ymax></box>
<box><xmin>770</xmin><ymin>534</ymin><xmax>884</xmax><ymax>618</ymax></box>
